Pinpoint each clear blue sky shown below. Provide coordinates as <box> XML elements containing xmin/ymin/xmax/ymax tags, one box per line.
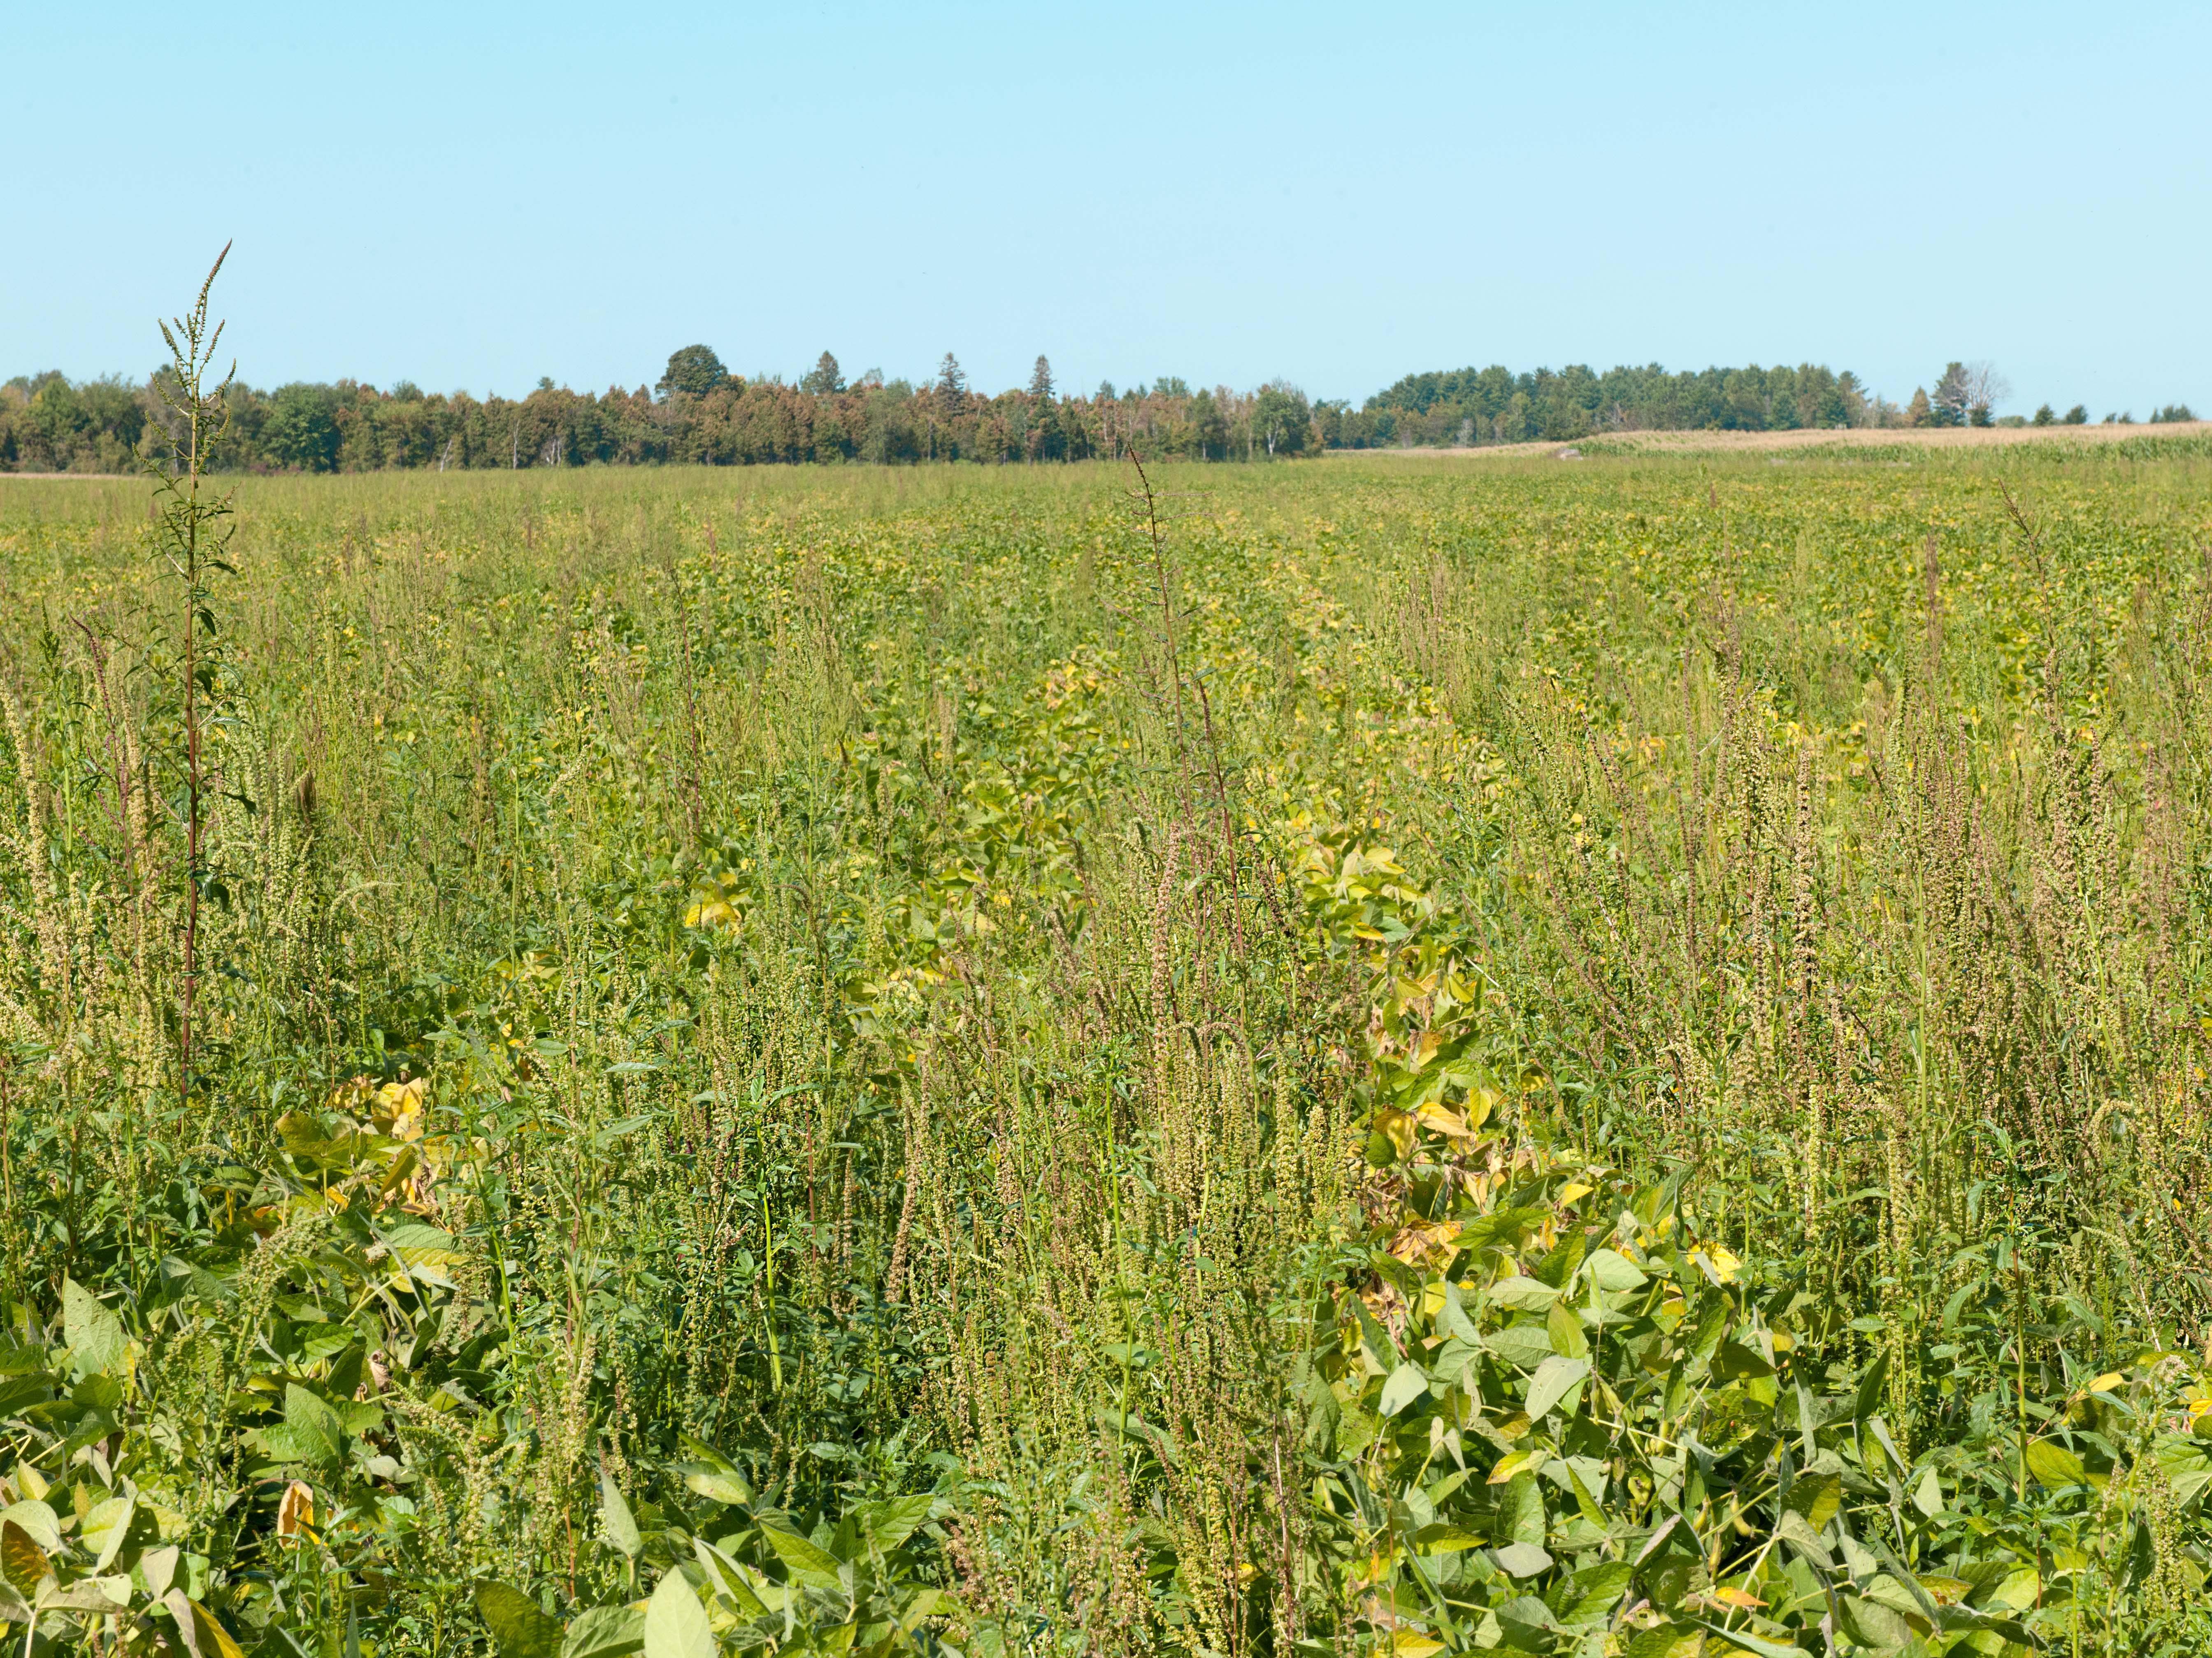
<box><xmin>7</xmin><ymin>2</ymin><xmax>2205</xmax><ymax>416</ymax></box>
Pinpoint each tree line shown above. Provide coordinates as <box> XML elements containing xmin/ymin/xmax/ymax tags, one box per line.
<box><xmin>0</xmin><ymin>349</ymin><xmax>1317</xmax><ymax>474</ymax></box>
<box><xmin>1</xmin><ymin>343</ymin><xmax>2190</xmax><ymax>472</ymax></box>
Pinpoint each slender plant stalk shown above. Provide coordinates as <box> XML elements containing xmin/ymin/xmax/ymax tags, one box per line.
<box><xmin>145</xmin><ymin>244</ymin><xmax>237</xmax><ymax>1107</ymax></box>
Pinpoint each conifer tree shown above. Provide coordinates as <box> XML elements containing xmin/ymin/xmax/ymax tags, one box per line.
<box><xmin>936</xmin><ymin>353</ymin><xmax>967</xmax><ymax>415</ymax></box>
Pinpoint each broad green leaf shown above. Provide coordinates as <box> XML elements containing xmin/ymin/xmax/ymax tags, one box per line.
<box><xmin>40</xmin><ymin>1578</ymin><xmax>129</xmax><ymax>1611</ymax></box>
<box><xmin>1431</xmin><ymin>1337</ymin><xmax>1485</xmax><ymax>1387</ymax></box>
<box><xmin>758</xmin><ymin>1521</ymin><xmax>844</xmax><ymax>1590</ymax></box>
<box><xmin>1545</xmin><ymin>1300</ymin><xmax>1589</xmax><ymax>1359</ymax></box>
<box><xmin>380</xmin><ymin>1222</ymin><xmax>466</xmax><ymax>1267</ymax></box>
<box><xmin>283</xmin><ymin>1385</ymin><xmax>345</xmax><ymax>1463</ymax></box>
<box><xmin>1559</xmin><ymin>1456</ymin><xmax>1608</xmax><ymax>1524</ymax></box>
<box><xmin>1774</xmin><ymin>1509</ymin><xmax>1832</xmax><ymax>1566</ymax></box>
<box><xmin>62</xmin><ymin>1280</ymin><xmax>128</xmax><ymax>1378</ymax></box>
<box><xmin>676</xmin><ymin>1463</ymin><xmax>751</xmax><ymax>1506</ymax></box>
<box><xmin>1437</xmin><ymin>1283</ymin><xmax>1481</xmax><ymax>1344</ymax></box>
<box><xmin>1562</xmin><ymin>1561</ymin><xmax>1634</xmax><ymax>1625</ymax></box>
<box><xmin>1492</xmin><ymin>1542</ymin><xmax>1553</xmax><ymax>1579</ymax></box>
<box><xmin>1486</xmin><ymin>1323</ymin><xmax>1555</xmax><ymax>1370</ymax></box>
<box><xmin>1501</xmin><ymin>1470</ymin><xmax>1547</xmax><ymax>1546</ymax></box>
<box><xmin>1583</xmin><ymin>1249</ymin><xmax>1646</xmax><ymax>1292</ymax></box>
<box><xmin>1689</xmin><ymin>1618</ymin><xmax>1805</xmax><ymax>1658</ymax></box>
<box><xmin>1910</xmin><ymin>1466</ymin><xmax>1942</xmax><ymax>1517</ymax></box>
<box><xmin>641</xmin><ymin>1569</ymin><xmax>715</xmax><ymax>1658</ymax></box>
<box><xmin>1524</xmin><ymin>1355</ymin><xmax>1589</xmax><ymax>1421</ymax></box>
<box><xmin>1624</xmin><ymin>1625</ymin><xmax>1705</xmax><ymax>1658</ymax></box>
<box><xmin>1412</xmin><ymin>1523</ymin><xmax>1485</xmax><ymax>1553</ymax></box>
<box><xmin>899</xmin><ymin>1586</ymin><xmax>959</xmax><ymax>1632</ymax></box>
<box><xmin>81</xmin><ymin>1496</ymin><xmax>135</xmax><ymax>1571</ymax></box>
<box><xmin>474</xmin><ymin>1582</ymin><xmax>562</xmax><ymax>1658</ymax></box>
<box><xmin>1378</xmin><ymin>1361</ymin><xmax>1429</xmax><ymax>1417</ymax></box>
<box><xmin>2025</xmin><ymin>1438</ymin><xmax>2088</xmax><ymax>1489</ymax></box>
<box><xmin>599</xmin><ymin>1470</ymin><xmax>642</xmax><ymax>1560</ymax></box>
<box><xmin>690</xmin><ymin>1538</ymin><xmax>767</xmax><ymax>1614</ymax></box>
<box><xmin>1782</xmin><ymin>1470</ymin><xmax>1841</xmax><ymax>1530</ymax></box>
<box><xmin>2154</xmin><ymin>1434</ymin><xmax>2212</xmax><ymax>1505</ymax></box>
<box><xmin>1712</xmin><ymin>1339</ymin><xmax>1773</xmax><ymax>1381</ymax></box>
<box><xmin>1494</xmin><ymin>1593</ymin><xmax>1556</xmax><ymax>1646</ymax></box>
<box><xmin>562</xmin><ymin>1604</ymin><xmax>646</xmax><ymax>1658</ymax></box>
<box><xmin>1852</xmin><ymin>1349</ymin><xmax>1889</xmax><ymax>1424</ymax></box>
<box><xmin>854</xmin><ymin>1493</ymin><xmax>935</xmax><ymax>1553</ymax></box>
<box><xmin>1839</xmin><ymin>1593</ymin><xmax>1915</xmax><ymax>1649</ymax></box>
<box><xmin>1488</xmin><ymin>1275</ymin><xmax>1559</xmax><ymax>1313</ymax></box>
<box><xmin>1534</xmin><ymin>1228</ymin><xmax>1587</xmax><ymax>1288</ymax></box>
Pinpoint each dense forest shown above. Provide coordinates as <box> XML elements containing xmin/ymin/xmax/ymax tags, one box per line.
<box><xmin>0</xmin><ymin>344</ymin><xmax>2187</xmax><ymax>472</ymax></box>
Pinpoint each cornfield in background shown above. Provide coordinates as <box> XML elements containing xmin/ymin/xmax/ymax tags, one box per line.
<box><xmin>4</xmin><ymin>430</ymin><xmax>2212</xmax><ymax>1657</ymax></box>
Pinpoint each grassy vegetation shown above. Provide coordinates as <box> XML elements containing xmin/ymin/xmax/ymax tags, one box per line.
<box><xmin>4</xmin><ymin>434</ymin><xmax>2212</xmax><ymax>1657</ymax></box>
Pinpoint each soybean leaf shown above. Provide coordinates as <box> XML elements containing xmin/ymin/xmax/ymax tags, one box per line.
<box><xmin>1378</xmin><ymin>1362</ymin><xmax>1430</xmax><ymax>1418</ymax></box>
<box><xmin>0</xmin><ymin>1520</ymin><xmax>49</xmax><ymax>1597</ymax></box>
<box><xmin>1492</xmin><ymin>1542</ymin><xmax>1554</xmax><ymax>1579</ymax></box>
<box><xmin>2025</xmin><ymin>1438</ymin><xmax>2088</xmax><ymax>1489</ymax></box>
<box><xmin>1584</xmin><ymin>1249</ymin><xmax>1646</xmax><ymax>1292</ymax></box>
<box><xmin>853</xmin><ymin>1494</ymin><xmax>935</xmax><ymax>1554</ymax></box>
<box><xmin>1524</xmin><ymin>1355</ymin><xmax>1589</xmax><ymax>1421</ymax></box>
<box><xmin>599</xmin><ymin>1469</ymin><xmax>642</xmax><ymax>1560</ymax></box>
<box><xmin>641</xmin><ymin>1570</ymin><xmax>715</xmax><ymax>1658</ymax></box>
<box><xmin>758</xmin><ymin>1522</ymin><xmax>844</xmax><ymax>1590</ymax></box>
<box><xmin>562</xmin><ymin>1604</ymin><xmax>646</xmax><ymax>1658</ymax></box>
<box><xmin>62</xmin><ymin>1280</ymin><xmax>128</xmax><ymax>1378</ymax></box>
<box><xmin>474</xmin><ymin>1582</ymin><xmax>562</xmax><ymax>1658</ymax></box>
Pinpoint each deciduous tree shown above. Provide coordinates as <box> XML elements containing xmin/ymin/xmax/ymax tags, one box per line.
<box><xmin>657</xmin><ymin>344</ymin><xmax>727</xmax><ymax>398</ymax></box>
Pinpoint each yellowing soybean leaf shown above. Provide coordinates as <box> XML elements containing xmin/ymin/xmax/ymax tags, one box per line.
<box><xmin>1487</xmin><ymin>1451</ymin><xmax>1535</xmax><ymax>1486</ymax></box>
<box><xmin>1783</xmin><ymin>1470</ymin><xmax>1841</xmax><ymax>1530</ymax></box>
<box><xmin>0</xmin><ymin>1519</ymin><xmax>49</xmax><ymax>1596</ymax></box>
<box><xmin>0</xmin><ymin>1501</ymin><xmax>60</xmax><ymax>1553</ymax></box>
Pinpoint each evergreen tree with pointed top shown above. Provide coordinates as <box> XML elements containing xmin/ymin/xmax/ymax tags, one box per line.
<box><xmin>1027</xmin><ymin>356</ymin><xmax>1053</xmax><ymax>400</ymax></box>
<box><xmin>800</xmin><ymin>352</ymin><xmax>844</xmax><ymax>396</ymax></box>
<box><xmin>936</xmin><ymin>353</ymin><xmax>967</xmax><ymax>415</ymax></box>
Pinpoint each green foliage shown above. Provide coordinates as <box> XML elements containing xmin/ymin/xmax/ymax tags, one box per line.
<box><xmin>5</xmin><ymin>436</ymin><xmax>2212</xmax><ymax>1657</ymax></box>
<box><xmin>1360</xmin><ymin>360</ymin><xmax>1876</xmax><ymax>446</ymax></box>
<box><xmin>659</xmin><ymin>348</ymin><xmax>730</xmax><ymax>400</ymax></box>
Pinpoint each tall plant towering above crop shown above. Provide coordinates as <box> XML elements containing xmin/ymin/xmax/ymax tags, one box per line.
<box><xmin>143</xmin><ymin>244</ymin><xmax>237</xmax><ymax>1105</ymax></box>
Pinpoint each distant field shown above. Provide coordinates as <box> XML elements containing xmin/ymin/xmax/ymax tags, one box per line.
<box><xmin>4</xmin><ymin>446</ymin><xmax>2211</xmax><ymax>1653</ymax></box>
<box><xmin>1359</xmin><ymin>417</ymin><xmax>2212</xmax><ymax>460</ymax></box>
